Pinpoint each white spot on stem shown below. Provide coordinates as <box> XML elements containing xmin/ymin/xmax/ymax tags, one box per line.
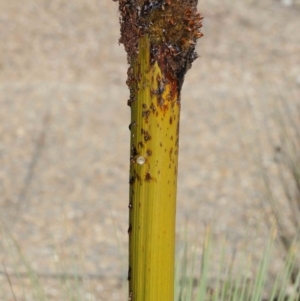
<box><xmin>136</xmin><ymin>156</ymin><xmax>145</xmax><ymax>165</ymax></box>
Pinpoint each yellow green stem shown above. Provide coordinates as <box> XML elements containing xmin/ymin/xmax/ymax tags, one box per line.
<box><xmin>115</xmin><ymin>1</ymin><xmax>203</xmax><ymax>300</ymax></box>
<box><xmin>128</xmin><ymin>35</ymin><xmax>180</xmax><ymax>301</ymax></box>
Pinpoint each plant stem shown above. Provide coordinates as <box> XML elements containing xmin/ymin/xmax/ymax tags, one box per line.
<box><xmin>115</xmin><ymin>1</ymin><xmax>203</xmax><ymax>300</ymax></box>
<box><xmin>128</xmin><ymin>34</ymin><xmax>180</xmax><ymax>301</ymax></box>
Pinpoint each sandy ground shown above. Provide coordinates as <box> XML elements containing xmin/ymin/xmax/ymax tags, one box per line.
<box><xmin>0</xmin><ymin>0</ymin><xmax>300</xmax><ymax>300</ymax></box>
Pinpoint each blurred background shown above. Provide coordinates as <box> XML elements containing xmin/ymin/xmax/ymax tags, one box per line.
<box><xmin>0</xmin><ymin>0</ymin><xmax>299</xmax><ymax>300</ymax></box>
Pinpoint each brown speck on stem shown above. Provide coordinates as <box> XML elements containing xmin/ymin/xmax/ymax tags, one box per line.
<box><xmin>145</xmin><ymin>172</ymin><xmax>152</xmax><ymax>182</ymax></box>
<box><xmin>138</xmin><ymin>141</ymin><xmax>144</xmax><ymax>148</ymax></box>
<box><xmin>169</xmin><ymin>147</ymin><xmax>173</xmax><ymax>159</ymax></box>
<box><xmin>129</xmin><ymin>121</ymin><xmax>137</xmax><ymax>130</ymax></box>
<box><xmin>142</xmin><ymin>130</ymin><xmax>151</xmax><ymax>141</ymax></box>
<box><xmin>131</xmin><ymin>145</ymin><xmax>138</xmax><ymax>157</ymax></box>
<box><xmin>127</xmin><ymin>266</ymin><xmax>131</xmax><ymax>281</ymax></box>
<box><xmin>150</xmin><ymin>103</ymin><xmax>156</xmax><ymax>113</ymax></box>
<box><xmin>142</xmin><ymin>109</ymin><xmax>151</xmax><ymax>120</ymax></box>
<box><xmin>129</xmin><ymin>176</ymin><xmax>136</xmax><ymax>185</ymax></box>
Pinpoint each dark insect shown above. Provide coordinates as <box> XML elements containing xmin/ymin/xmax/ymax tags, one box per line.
<box><xmin>129</xmin><ymin>175</ymin><xmax>136</xmax><ymax>185</ymax></box>
<box><xmin>145</xmin><ymin>172</ymin><xmax>152</xmax><ymax>182</ymax></box>
<box><xmin>127</xmin><ymin>266</ymin><xmax>131</xmax><ymax>281</ymax></box>
<box><xmin>142</xmin><ymin>1</ymin><xmax>161</xmax><ymax>15</ymax></box>
<box><xmin>129</xmin><ymin>121</ymin><xmax>136</xmax><ymax>130</ymax></box>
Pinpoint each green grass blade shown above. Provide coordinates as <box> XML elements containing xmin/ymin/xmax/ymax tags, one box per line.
<box><xmin>250</xmin><ymin>231</ymin><xmax>275</xmax><ymax>301</ymax></box>
<box><xmin>196</xmin><ymin>226</ymin><xmax>211</xmax><ymax>301</ymax></box>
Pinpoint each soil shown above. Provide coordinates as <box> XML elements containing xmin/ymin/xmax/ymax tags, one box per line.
<box><xmin>0</xmin><ymin>0</ymin><xmax>300</xmax><ymax>300</ymax></box>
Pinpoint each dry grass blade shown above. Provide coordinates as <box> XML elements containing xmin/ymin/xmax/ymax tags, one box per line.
<box><xmin>2</xmin><ymin>261</ymin><xmax>18</xmax><ymax>301</ymax></box>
